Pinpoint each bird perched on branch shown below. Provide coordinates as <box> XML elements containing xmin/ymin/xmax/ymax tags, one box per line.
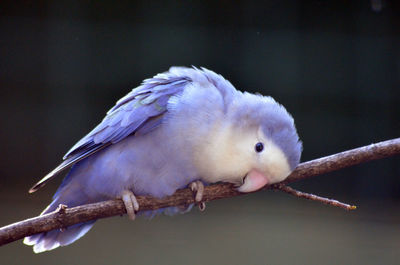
<box><xmin>24</xmin><ymin>66</ymin><xmax>302</xmax><ymax>253</ymax></box>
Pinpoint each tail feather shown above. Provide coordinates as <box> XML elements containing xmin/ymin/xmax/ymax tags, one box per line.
<box><xmin>24</xmin><ymin>221</ymin><xmax>95</xmax><ymax>253</ymax></box>
<box><xmin>24</xmin><ymin>165</ymin><xmax>99</xmax><ymax>253</ymax></box>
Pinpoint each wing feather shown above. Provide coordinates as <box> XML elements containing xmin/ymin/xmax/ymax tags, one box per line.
<box><xmin>29</xmin><ymin>72</ymin><xmax>190</xmax><ymax>192</ymax></box>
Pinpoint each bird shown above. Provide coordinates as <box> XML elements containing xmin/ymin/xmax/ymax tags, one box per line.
<box><xmin>24</xmin><ymin>66</ymin><xmax>302</xmax><ymax>253</ymax></box>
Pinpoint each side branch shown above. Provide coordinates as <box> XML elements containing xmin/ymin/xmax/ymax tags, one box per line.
<box><xmin>1</xmin><ymin>138</ymin><xmax>399</xmax><ymax>246</ymax></box>
<box><xmin>274</xmin><ymin>184</ymin><xmax>357</xmax><ymax>210</ymax></box>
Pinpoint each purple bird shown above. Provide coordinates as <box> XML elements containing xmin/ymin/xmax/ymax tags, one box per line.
<box><xmin>24</xmin><ymin>67</ymin><xmax>302</xmax><ymax>253</ymax></box>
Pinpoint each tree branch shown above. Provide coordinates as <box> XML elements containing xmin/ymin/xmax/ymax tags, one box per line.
<box><xmin>1</xmin><ymin>138</ymin><xmax>399</xmax><ymax>246</ymax></box>
<box><xmin>274</xmin><ymin>184</ymin><xmax>357</xmax><ymax>210</ymax></box>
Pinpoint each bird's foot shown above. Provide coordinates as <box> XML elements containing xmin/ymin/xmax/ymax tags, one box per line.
<box><xmin>121</xmin><ymin>190</ymin><xmax>139</xmax><ymax>220</ymax></box>
<box><xmin>189</xmin><ymin>180</ymin><xmax>206</xmax><ymax>211</ymax></box>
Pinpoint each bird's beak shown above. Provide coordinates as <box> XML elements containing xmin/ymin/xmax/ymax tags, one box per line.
<box><xmin>237</xmin><ymin>169</ymin><xmax>269</xmax><ymax>193</ymax></box>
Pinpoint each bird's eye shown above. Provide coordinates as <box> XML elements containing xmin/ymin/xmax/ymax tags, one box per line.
<box><xmin>255</xmin><ymin>142</ymin><xmax>264</xmax><ymax>153</ymax></box>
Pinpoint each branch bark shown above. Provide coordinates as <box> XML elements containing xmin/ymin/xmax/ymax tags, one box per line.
<box><xmin>1</xmin><ymin>138</ymin><xmax>399</xmax><ymax>246</ymax></box>
<box><xmin>274</xmin><ymin>184</ymin><xmax>356</xmax><ymax>210</ymax></box>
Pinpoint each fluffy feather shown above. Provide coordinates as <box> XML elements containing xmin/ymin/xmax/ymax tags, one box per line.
<box><xmin>25</xmin><ymin>66</ymin><xmax>302</xmax><ymax>252</ymax></box>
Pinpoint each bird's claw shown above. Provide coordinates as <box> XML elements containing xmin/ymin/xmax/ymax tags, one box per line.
<box><xmin>121</xmin><ymin>190</ymin><xmax>139</xmax><ymax>220</ymax></box>
<box><xmin>190</xmin><ymin>180</ymin><xmax>206</xmax><ymax>211</ymax></box>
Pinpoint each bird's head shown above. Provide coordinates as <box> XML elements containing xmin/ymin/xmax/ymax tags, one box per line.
<box><xmin>196</xmin><ymin>92</ymin><xmax>302</xmax><ymax>192</ymax></box>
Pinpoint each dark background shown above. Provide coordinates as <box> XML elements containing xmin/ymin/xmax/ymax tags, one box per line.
<box><xmin>1</xmin><ymin>1</ymin><xmax>399</xmax><ymax>264</ymax></box>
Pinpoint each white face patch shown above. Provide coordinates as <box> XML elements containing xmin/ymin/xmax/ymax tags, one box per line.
<box><xmin>254</xmin><ymin>126</ymin><xmax>291</xmax><ymax>183</ymax></box>
<box><xmin>258</xmin><ymin>138</ymin><xmax>291</xmax><ymax>183</ymax></box>
<box><xmin>192</xmin><ymin>123</ymin><xmax>252</xmax><ymax>184</ymax></box>
<box><xmin>193</xmin><ymin>122</ymin><xmax>291</xmax><ymax>186</ymax></box>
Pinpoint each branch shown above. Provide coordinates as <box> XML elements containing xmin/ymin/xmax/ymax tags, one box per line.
<box><xmin>1</xmin><ymin>138</ymin><xmax>399</xmax><ymax>246</ymax></box>
<box><xmin>274</xmin><ymin>184</ymin><xmax>356</xmax><ymax>210</ymax></box>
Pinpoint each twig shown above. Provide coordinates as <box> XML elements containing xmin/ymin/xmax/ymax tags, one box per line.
<box><xmin>273</xmin><ymin>184</ymin><xmax>357</xmax><ymax>210</ymax></box>
<box><xmin>0</xmin><ymin>137</ymin><xmax>399</xmax><ymax>246</ymax></box>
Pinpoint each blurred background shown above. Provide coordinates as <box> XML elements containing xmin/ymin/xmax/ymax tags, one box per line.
<box><xmin>1</xmin><ymin>1</ymin><xmax>399</xmax><ymax>264</ymax></box>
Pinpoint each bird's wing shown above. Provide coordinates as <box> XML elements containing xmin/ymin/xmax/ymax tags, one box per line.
<box><xmin>29</xmin><ymin>74</ymin><xmax>190</xmax><ymax>193</ymax></box>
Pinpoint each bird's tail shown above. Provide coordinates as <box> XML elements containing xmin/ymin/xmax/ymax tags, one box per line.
<box><xmin>23</xmin><ymin>220</ymin><xmax>95</xmax><ymax>253</ymax></box>
<box><xmin>24</xmin><ymin>169</ymin><xmax>97</xmax><ymax>253</ymax></box>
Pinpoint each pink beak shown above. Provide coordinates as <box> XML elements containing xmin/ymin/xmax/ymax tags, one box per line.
<box><xmin>237</xmin><ymin>169</ymin><xmax>270</xmax><ymax>193</ymax></box>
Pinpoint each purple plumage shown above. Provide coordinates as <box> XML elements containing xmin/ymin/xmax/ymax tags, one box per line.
<box><xmin>25</xmin><ymin>66</ymin><xmax>302</xmax><ymax>253</ymax></box>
